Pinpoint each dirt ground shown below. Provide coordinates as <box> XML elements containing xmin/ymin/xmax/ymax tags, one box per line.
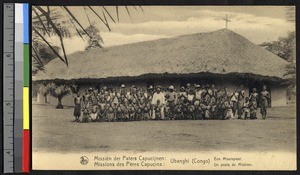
<box><xmin>32</xmin><ymin>103</ymin><xmax>296</xmax><ymax>153</ymax></box>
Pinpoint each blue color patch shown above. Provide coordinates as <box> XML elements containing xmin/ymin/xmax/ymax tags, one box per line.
<box><xmin>23</xmin><ymin>4</ymin><xmax>29</xmax><ymax>44</ymax></box>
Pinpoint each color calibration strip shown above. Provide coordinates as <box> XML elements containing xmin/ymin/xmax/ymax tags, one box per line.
<box><xmin>3</xmin><ymin>3</ymin><xmax>29</xmax><ymax>173</ymax></box>
<box><xmin>15</xmin><ymin>3</ymin><xmax>30</xmax><ymax>173</ymax></box>
<box><xmin>22</xmin><ymin>3</ymin><xmax>30</xmax><ymax>173</ymax></box>
<box><xmin>14</xmin><ymin>4</ymin><xmax>24</xmax><ymax>173</ymax></box>
<box><xmin>17</xmin><ymin>3</ymin><xmax>30</xmax><ymax>173</ymax></box>
<box><xmin>3</xmin><ymin>3</ymin><xmax>15</xmax><ymax>173</ymax></box>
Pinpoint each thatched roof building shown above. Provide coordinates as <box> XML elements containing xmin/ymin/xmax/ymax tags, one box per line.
<box><xmin>34</xmin><ymin>29</ymin><xmax>288</xmax><ymax>82</ymax></box>
<box><xmin>34</xmin><ymin>29</ymin><xmax>289</xmax><ymax>107</ymax></box>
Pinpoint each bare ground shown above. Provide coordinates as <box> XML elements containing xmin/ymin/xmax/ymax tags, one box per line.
<box><xmin>32</xmin><ymin>103</ymin><xmax>296</xmax><ymax>153</ymax></box>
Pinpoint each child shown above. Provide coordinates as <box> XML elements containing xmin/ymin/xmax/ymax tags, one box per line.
<box><xmin>81</xmin><ymin>108</ymin><xmax>91</xmax><ymax>123</ymax></box>
<box><xmin>143</xmin><ymin>101</ymin><xmax>151</xmax><ymax>121</ymax></box>
<box><xmin>97</xmin><ymin>100</ymin><xmax>107</xmax><ymax>122</ymax></box>
<box><xmin>224</xmin><ymin>100</ymin><xmax>233</xmax><ymax>120</ymax></box>
<box><xmin>154</xmin><ymin>100</ymin><xmax>162</xmax><ymax>120</ymax></box>
<box><xmin>128</xmin><ymin>104</ymin><xmax>136</xmax><ymax>121</ymax></box>
<box><xmin>243</xmin><ymin>97</ymin><xmax>250</xmax><ymax>120</ymax></box>
<box><xmin>106</xmin><ymin>105</ymin><xmax>115</xmax><ymax>122</ymax></box>
<box><xmin>90</xmin><ymin>105</ymin><xmax>98</xmax><ymax>122</ymax></box>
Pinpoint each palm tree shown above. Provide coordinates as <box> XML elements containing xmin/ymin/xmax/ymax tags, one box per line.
<box><xmin>32</xmin><ymin>6</ymin><xmax>143</xmax><ymax>70</ymax></box>
<box><xmin>285</xmin><ymin>7</ymin><xmax>296</xmax><ymax>97</ymax></box>
<box><xmin>46</xmin><ymin>82</ymin><xmax>78</xmax><ymax>108</ymax></box>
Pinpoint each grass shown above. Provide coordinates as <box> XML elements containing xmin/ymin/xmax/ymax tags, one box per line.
<box><xmin>32</xmin><ymin>103</ymin><xmax>296</xmax><ymax>153</ymax></box>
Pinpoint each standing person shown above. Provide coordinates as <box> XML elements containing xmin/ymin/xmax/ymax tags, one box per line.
<box><xmin>73</xmin><ymin>92</ymin><xmax>82</xmax><ymax>122</ymax></box>
<box><xmin>151</xmin><ymin>86</ymin><xmax>166</xmax><ymax>119</ymax></box>
<box><xmin>166</xmin><ymin>86</ymin><xmax>177</xmax><ymax>119</ymax></box>
<box><xmin>243</xmin><ymin>97</ymin><xmax>250</xmax><ymax>119</ymax></box>
<box><xmin>260</xmin><ymin>85</ymin><xmax>271</xmax><ymax>119</ymax></box>
<box><xmin>211</xmin><ymin>84</ymin><xmax>218</xmax><ymax>96</ymax></box>
<box><xmin>147</xmin><ymin>85</ymin><xmax>154</xmax><ymax>96</ymax></box>
<box><xmin>223</xmin><ymin>87</ymin><xmax>230</xmax><ymax>102</ymax></box>
<box><xmin>194</xmin><ymin>85</ymin><xmax>203</xmax><ymax>101</ymax></box>
<box><xmin>179</xmin><ymin>86</ymin><xmax>187</xmax><ymax>98</ymax></box>
<box><xmin>112</xmin><ymin>89</ymin><xmax>119</xmax><ymax>106</ymax></box>
<box><xmin>90</xmin><ymin>92</ymin><xmax>99</xmax><ymax>122</ymax></box>
<box><xmin>237</xmin><ymin>89</ymin><xmax>245</xmax><ymax>119</ymax></box>
<box><xmin>249</xmin><ymin>88</ymin><xmax>259</xmax><ymax>119</ymax></box>
<box><xmin>230</xmin><ymin>89</ymin><xmax>239</xmax><ymax>119</ymax></box>
<box><xmin>120</xmin><ymin>84</ymin><xmax>127</xmax><ymax>96</ymax></box>
<box><xmin>83</xmin><ymin>89</ymin><xmax>90</xmax><ymax>105</ymax></box>
<box><xmin>147</xmin><ymin>85</ymin><xmax>154</xmax><ymax>119</ymax></box>
<box><xmin>207</xmin><ymin>84</ymin><xmax>213</xmax><ymax>96</ymax></box>
<box><xmin>187</xmin><ymin>89</ymin><xmax>195</xmax><ymax>104</ymax></box>
<box><xmin>186</xmin><ymin>83</ymin><xmax>192</xmax><ymax>94</ymax></box>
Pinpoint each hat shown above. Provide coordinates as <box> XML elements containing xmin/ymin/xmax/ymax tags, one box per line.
<box><xmin>89</xmin><ymin>87</ymin><xmax>93</xmax><ymax>91</ymax></box>
<box><xmin>156</xmin><ymin>85</ymin><xmax>162</xmax><ymax>89</ymax></box>
<box><xmin>121</xmin><ymin>84</ymin><xmax>125</xmax><ymax>88</ymax></box>
<box><xmin>195</xmin><ymin>85</ymin><xmax>201</xmax><ymax>88</ymax></box>
<box><xmin>169</xmin><ymin>86</ymin><xmax>174</xmax><ymax>90</ymax></box>
<box><xmin>131</xmin><ymin>85</ymin><xmax>137</xmax><ymax>89</ymax></box>
<box><xmin>180</xmin><ymin>86</ymin><xmax>185</xmax><ymax>90</ymax></box>
<box><xmin>148</xmin><ymin>85</ymin><xmax>153</xmax><ymax>90</ymax></box>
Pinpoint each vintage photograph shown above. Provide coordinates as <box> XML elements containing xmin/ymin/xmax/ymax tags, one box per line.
<box><xmin>31</xmin><ymin>6</ymin><xmax>296</xmax><ymax>170</ymax></box>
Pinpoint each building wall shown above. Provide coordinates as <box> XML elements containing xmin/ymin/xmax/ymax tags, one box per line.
<box><xmin>36</xmin><ymin>93</ymin><xmax>50</xmax><ymax>103</ymax></box>
<box><xmin>271</xmin><ymin>85</ymin><xmax>287</xmax><ymax>107</ymax></box>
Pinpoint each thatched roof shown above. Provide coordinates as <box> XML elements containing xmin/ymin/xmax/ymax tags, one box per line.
<box><xmin>33</xmin><ymin>29</ymin><xmax>289</xmax><ymax>81</ymax></box>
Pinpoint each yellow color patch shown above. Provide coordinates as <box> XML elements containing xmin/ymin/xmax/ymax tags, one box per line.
<box><xmin>23</xmin><ymin>87</ymin><xmax>29</xmax><ymax>129</ymax></box>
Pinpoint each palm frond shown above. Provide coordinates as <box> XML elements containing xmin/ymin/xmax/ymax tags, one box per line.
<box><xmin>32</xmin><ymin>46</ymin><xmax>44</xmax><ymax>66</ymax></box>
<box><xmin>47</xmin><ymin>6</ymin><xmax>50</xmax><ymax>27</ymax></box>
<box><xmin>32</xmin><ymin>7</ymin><xmax>51</xmax><ymax>38</ymax></box>
<box><xmin>62</xmin><ymin>6</ymin><xmax>93</xmax><ymax>39</ymax></box>
<box><xmin>102</xmin><ymin>10</ymin><xmax>109</xmax><ymax>28</ymax></box>
<box><xmin>83</xmin><ymin>6</ymin><xmax>92</xmax><ymax>27</ymax></box>
<box><xmin>33</xmin><ymin>27</ymin><xmax>66</xmax><ymax>65</ymax></box>
<box><xmin>125</xmin><ymin>6</ymin><xmax>133</xmax><ymax>23</ymax></box>
<box><xmin>138</xmin><ymin>6</ymin><xmax>144</xmax><ymax>12</ymax></box>
<box><xmin>88</xmin><ymin>6</ymin><xmax>111</xmax><ymax>31</ymax></box>
<box><xmin>101</xmin><ymin>6</ymin><xmax>116</xmax><ymax>24</ymax></box>
<box><xmin>32</xmin><ymin>55</ymin><xmax>44</xmax><ymax>68</ymax></box>
<box><xmin>61</xmin><ymin>7</ymin><xmax>85</xmax><ymax>41</ymax></box>
<box><xmin>116</xmin><ymin>6</ymin><xmax>120</xmax><ymax>23</ymax></box>
<box><xmin>35</xmin><ymin>6</ymin><xmax>69</xmax><ymax>66</ymax></box>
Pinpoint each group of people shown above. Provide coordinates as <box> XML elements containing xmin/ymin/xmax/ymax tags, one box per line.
<box><xmin>73</xmin><ymin>83</ymin><xmax>271</xmax><ymax>123</ymax></box>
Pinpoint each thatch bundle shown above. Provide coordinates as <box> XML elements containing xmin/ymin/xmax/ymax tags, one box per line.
<box><xmin>33</xmin><ymin>29</ymin><xmax>288</xmax><ymax>82</ymax></box>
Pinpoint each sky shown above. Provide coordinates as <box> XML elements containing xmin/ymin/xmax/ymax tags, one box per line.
<box><xmin>39</xmin><ymin>6</ymin><xmax>295</xmax><ymax>54</ymax></box>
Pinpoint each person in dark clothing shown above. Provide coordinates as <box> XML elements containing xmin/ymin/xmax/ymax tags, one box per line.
<box><xmin>260</xmin><ymin>85</ymin><xmax>271</xmax><ymax>119</ymax></box>
<box><xmin>73</xmin><ymin>92</ymin><xmax>82</xmax><ymax>122</ymax></box>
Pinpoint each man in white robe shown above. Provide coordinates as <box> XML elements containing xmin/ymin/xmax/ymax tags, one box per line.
<box><xmin>151</xmin><ymin>86</ymin><xmax>166</xmax><ymax>119</ymax></box>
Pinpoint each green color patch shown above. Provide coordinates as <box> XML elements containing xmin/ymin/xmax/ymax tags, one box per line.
<box><xmin>23</xmin><ymin>44</ymin><xmax>29</xmax><ymax>87</ymax></box>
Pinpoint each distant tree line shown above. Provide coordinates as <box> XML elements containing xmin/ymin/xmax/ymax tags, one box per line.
<box><xmin>260</xmin><ymin>31</ymin><xmax>296</xmax><ymax>97</ymax></box>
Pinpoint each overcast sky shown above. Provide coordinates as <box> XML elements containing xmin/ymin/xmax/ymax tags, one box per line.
<box><xmin>42</xmin><ymin>6</ymin><xmax>295</xmax><ymax>54</ymax></box>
